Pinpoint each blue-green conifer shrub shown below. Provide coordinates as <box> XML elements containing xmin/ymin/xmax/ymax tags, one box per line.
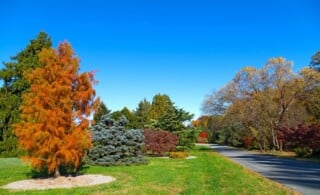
<box><xmin>87</xmin><ymin>115</ymin><xmax>148</xmax><ymax>166</ymax></box>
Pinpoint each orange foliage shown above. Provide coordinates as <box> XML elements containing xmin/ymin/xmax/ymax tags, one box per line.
<box><xmin>192</xmin><ymin>116</ymin><xmax>209</xmax><ymax>128</ymax></box>
<box><xmin>14</xmin><ymin>42</ymin><xmax>99</xmax><ymax>176</ymax></box>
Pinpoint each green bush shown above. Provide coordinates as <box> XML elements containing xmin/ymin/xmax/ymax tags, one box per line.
<box><xmin>87</xmin><ymin>115</ymin><xmax>148</xmax><ymax>166</ymax></box>
<box><xmin>176</xmin><ymin>146</ymin><xmax>189</xmax><ymax>152</ymax></box>
<box><xmin>175</xmin><ymin>129</ymin><xmax>199</xmax><ymax>151</ymax></box>
<box><xmin>294</xmin><ymin>147</ymin><xmax>313</xmax><ymax>158</ymax></box>
<box><xmin>216</xmin><ymin>126</ymin><xmax>243</xmax><ymax>147</ymax></box>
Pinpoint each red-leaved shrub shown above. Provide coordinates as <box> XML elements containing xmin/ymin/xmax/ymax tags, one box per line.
<box><xmin>278</xmin><ymin>123</ymin><xmax>320</xmax><ymax>155</ymax></box>
<box><xmin>242</xmin><ymin>136</ymin><xmax>255</xmax><ymax>149</ymax></box>
<box><xmin>197</xmin><ymin>131</ymin><xmax>208</xmax><ymax>143</ymax></box>
<box><xmin>199</xmin><ymin>131</ymin><xmax>208</xmax><ymax>138</ymax></box>
<box><xmin>143</xmin><ymin>129</ymin><xmax>179</xmax><ymax>156</ymax></box>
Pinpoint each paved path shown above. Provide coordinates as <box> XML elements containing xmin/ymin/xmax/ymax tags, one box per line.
<box><xmin>201</xmin><ymin>144</ymin><xmax>320</xmax><ymax>195</ymax></box>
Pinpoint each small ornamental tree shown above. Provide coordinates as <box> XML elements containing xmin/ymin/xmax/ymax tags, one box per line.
<box><xmin>14</xmin><ymin>42</ymin><xmax>99</xmax><ymax>177</ymax></box>
<box><xmin>88</xmin><ymin>115</ymin><xmax>147</xmax><ymax>166</ymax></box>
<box><xmin>143</xmin><ymin>128</ymin><xmax>179</xmax><ymax>156</ymax></box>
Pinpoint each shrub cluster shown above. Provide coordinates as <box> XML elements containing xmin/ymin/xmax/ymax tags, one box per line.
<box><xmin>143</xmin><ymin>128</ymin><xmax>179</xmax><ymax>156</ymax></box>
<box><xmin>294</xmin><ymin>147</ymin><xmax>313</xmax><ymax>158</ymax></box>
<box><xmin>175</xmin><ymin>129</ymin><xmax>198</xmax><ymax>151</ymax></box>
<box><xmin>87</xmin><ymin>115</ymin><xmax>148</xmax><ymax>166</ymax></box>
<box><xmin>169</xmin><ymin>151</ymin><xmax>189</xmax><ymax>159</ymax></box>
<box><xmin>278</xmin><ymin>123</ymin><xmax>320</xmax><ymax>157</ymax></box>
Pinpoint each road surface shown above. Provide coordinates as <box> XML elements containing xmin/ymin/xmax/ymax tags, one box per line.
<box><xmin>202</xmin><ymin>144</ymin><xmax>320</xmax><ymax>195</ymax></box>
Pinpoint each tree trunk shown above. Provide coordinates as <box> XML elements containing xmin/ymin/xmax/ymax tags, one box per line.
<box><xmin>257</xmin><ymin>141</ymin><xmax>265</xmax><ymax>153</ymax></box>
<box><xmin>54</xmin><ymin>167</ymin><xmax>60</xmax><ymax>177</ymax></box>
<box><xmin>279</xmin><ymin>141</ymin><xmax>283</xmax><ymax>152</ymax></box>
<box><xmin>271</xmin><ymin>128</ymin><xmax>279</xmax><ymax>150</ymax></box>
<box><xmin>212</xmin><ymin>128</ymin><xmax>216</xmax><ymax>143</ymax></box>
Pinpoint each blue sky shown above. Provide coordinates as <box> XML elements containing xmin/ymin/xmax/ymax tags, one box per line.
<box><xmin>1</xmin><ymin>0</ymin><xmax>319</xmax><ymax>119</ymax></box>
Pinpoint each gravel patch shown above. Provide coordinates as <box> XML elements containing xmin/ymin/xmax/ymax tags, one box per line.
<box><xmin>186</xmin><ymin>156</ymin><xmax>197</xmax><ymax>159</ymax></box>
<box><xmin>1</xmin><ymin>174</ymin><xmax>115</xmax><ymax>191</ymax></box>
<box><xmin>157</xmin><ymin>156</ymin><xmax>197</xmax><ymax>160</ymax></box>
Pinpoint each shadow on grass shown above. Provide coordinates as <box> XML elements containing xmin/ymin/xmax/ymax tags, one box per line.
<box><xmin>26</xmin><ymin>165</ymin><xmax>90</xmax><ymax>179</ymax></box>
<box><xmin>194</xmin><ymin>145</ymin><xmax>214</xmax><ymax>152</ymax></box>
<box><xmin>211</xmin><ymin>144</ymin><xmax>320</xmax><ymax>192</ymax></box>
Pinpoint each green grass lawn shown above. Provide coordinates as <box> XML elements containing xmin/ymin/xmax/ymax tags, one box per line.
<box><xmin>0</xmin><ymin>146</ymin><xmax>296</xmax><ymax>195</ymax></box>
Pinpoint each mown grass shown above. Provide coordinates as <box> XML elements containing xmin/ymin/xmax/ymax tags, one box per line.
<box><xmin>0</xmin><ymin>146</ymin><xmax>296</xmax><ymax>194</ymax></box>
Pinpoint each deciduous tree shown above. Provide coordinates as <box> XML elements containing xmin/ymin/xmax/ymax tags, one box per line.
<box><xmin>14</xmin><ymin>42</ymin><xmax>99</xmax><ymax>177</ymax></box>
<box><xmin>202</xmin><ymin>57</ymin><xmax>320</xmax><ymax>152</ymax></box>
<box><xmin>299</xmin><ymin>68</ymin><xmax>320</xmax><ymax>122</ymax></box>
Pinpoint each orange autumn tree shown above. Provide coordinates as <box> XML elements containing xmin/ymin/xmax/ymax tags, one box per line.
<box><xmin>14</xmin><ymin>42</ymin><xmax>99</xmax><ymax>177</ymax></box>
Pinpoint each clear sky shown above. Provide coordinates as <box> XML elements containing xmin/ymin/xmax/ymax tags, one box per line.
<box><xmin>1</xmin><ymin>0</ymin><xmax>319</xmax><ymax>119</ymax></box>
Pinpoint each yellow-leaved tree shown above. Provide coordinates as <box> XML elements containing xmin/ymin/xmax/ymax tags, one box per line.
<box><xmin>14</xmin><ymin>42</ymin><xmax>99</xmax><ymax>177</ymax></box>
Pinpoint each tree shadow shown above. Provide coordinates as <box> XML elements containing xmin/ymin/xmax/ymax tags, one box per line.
<box><xmin>231</xmin><ymin>154</ymin><xmax>320</xmax><ymax>189</ymax></box>
<box><xmin>197</xmin><ymin>147</ymin><xmax>214</xmax><ymax>152</ymax></box>
<box><xmin>26</xmin><ymin>169</ymin><xmax>51</xmax><ymax>179</ymax></box>
<box><xmin>26</xmin><ymin>165</ymin><xmax>90</xmax><ymax>179</ymax></box>
<box><xmin>211</xmin><ymin>144</ymin><xmax>320</xmax><ymax>192</ymax></box>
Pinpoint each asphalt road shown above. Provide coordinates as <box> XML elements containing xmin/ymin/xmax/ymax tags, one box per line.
<box><xmin>202</xmin><ymin>144</ymin><xmax>320</xmax><ymax>195</ymax></box>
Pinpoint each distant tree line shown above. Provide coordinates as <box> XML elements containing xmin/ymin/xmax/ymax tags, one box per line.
<box><xmin>97</xmin><ymin>94</ymin><xmax>194</xmax><ymax>131</ymax></box>
<box><xmin>197</xmin><ymin>56</ymin><xmax>320</xmax><ymax>157</ymax></box>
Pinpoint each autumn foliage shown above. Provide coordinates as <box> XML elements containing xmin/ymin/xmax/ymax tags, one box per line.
<box><xmin>14</xmin><ymin>42</ymin><xmax>99</xmax><ymax>176</ymax></box>
<box><xmin>143</xmin><ymin>129</ymin><xmax>179</xmax><ymax>156</ymax></box>
<box><xmin>242</xmin><ymin>137</ymin><xmax>255</xmax><ymax>149</ymax></box>
<box><xmin>278</xmin><ymin>124</ymin><xmax>320</xmax><ymax>156</ymax></box>
<box><xmin>197</xmin><ymin>131</ymin><xmax>208</xmax><ymax>143</ymax></box>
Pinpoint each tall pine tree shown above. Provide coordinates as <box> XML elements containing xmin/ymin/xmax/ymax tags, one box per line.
<box><xmin>135</xmin><ymin>98</ymin><xmax>151</xmax><ymax>128</ymax></box>
<box><xmin>0</xmin><ymin>32</ymin><xmax>52</xmax><ymax>157</ymax></box>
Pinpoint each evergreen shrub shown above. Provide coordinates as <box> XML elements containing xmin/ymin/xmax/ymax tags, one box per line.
<box><xmin>87</xmin><ymin>115</ymin><xmax>148</xmax><ymax>166</ymax></box>
<box><xmin>175</xmin><ymin>129</ymin><xmax>198</xmax><ymax>151</ymax></box>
